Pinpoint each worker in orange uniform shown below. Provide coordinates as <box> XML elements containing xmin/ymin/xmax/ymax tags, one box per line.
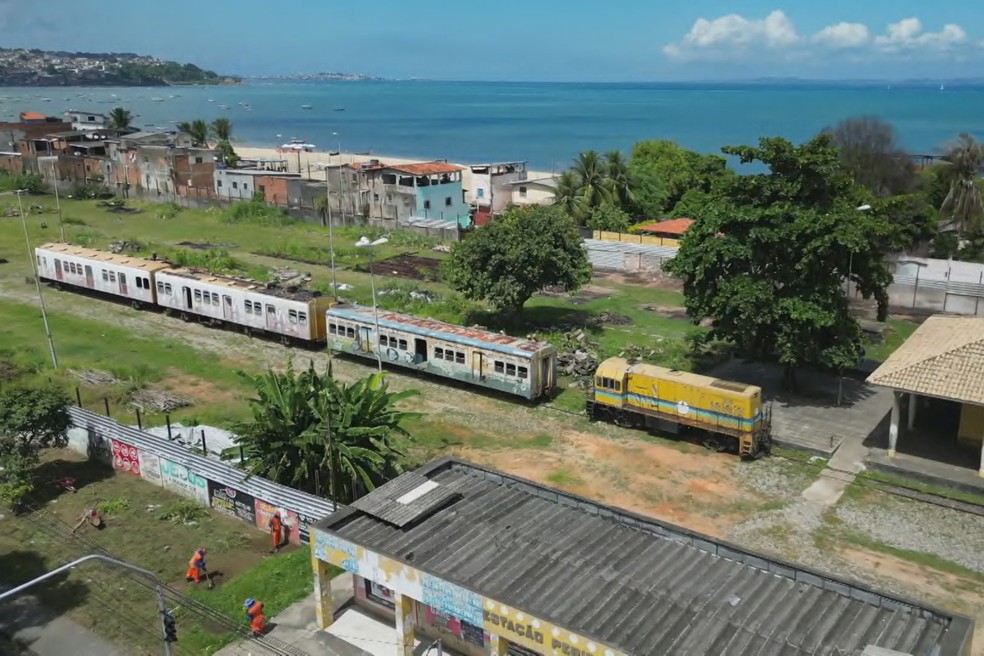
<box><xmin>244</xmin><ymin>598</ymin><xmax>265</xmax><ymax>636</ymax></box>
<box><xmin>268</xmin><ymin>511</ymin><xmax>284</xmax><ymax>553</ymax></box>
<box><xmin>184</xmin><ymin>548</ymin><xmax>208</xmax><ymax>584</ymax></box>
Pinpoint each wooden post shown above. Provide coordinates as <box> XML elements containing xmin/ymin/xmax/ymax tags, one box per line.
<box><xmin>75</xmin><ymin>387</ymin><xmax>82</xmax><ymax>407</ymax></box>
<box><xmin>135</xmin><ymin>408</ymin><xmax>142</xmax><ymax>430</ymax></box>
<box><xmin>166</xmin><ymin>414</ymin><xmax>172</xmax><ymax>440</ymax></box>
<box><xmin>103</xmin><ymin>397</ymin><xmax>111</xmax><ymax>417</ymax></box>
<box><xmin>200</xmin><ymin>429</ymin><xmax>207</xmax><ymax>456</ymax></box>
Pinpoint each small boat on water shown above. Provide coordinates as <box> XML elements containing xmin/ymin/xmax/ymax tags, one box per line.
<box><xmin>333</xmin><ymin>107</ymin><xmax>345</xmax><ymax>111</ymax></box>
<box><xmin>218</xmin><ymin>104</ymin><xmax>230</xmax><ymax>109</ymax></box>
<box><xmin>301</xmin><ymin>104</ymin><xmax>312</xmax><ymax>109</ymax></box>
<box><xmin>151</xmin><ymin>97</ymin><xmax>165</xmax><ymax>102</ymax></box>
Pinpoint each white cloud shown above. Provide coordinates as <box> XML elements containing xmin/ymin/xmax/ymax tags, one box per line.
<box><xmin>665</xmin><ymin>11</ymin><xmax>971</xmax><ymax>61</ymax></box>
<box><xmin>874</xmin><ymin>18</ymin><xmax>966</xmax><ymax>51</ymax></box>
<box><xmin>813</xmin><ymin>22</ymin><xmax>869</xmax><ymax>49</ymax></box>
<box><xmin>663</xmin><ymin>10</ymin><xmax>798</xmax><ymax>58</ymax></box>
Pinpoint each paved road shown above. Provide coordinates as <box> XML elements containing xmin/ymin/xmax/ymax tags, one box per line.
<box><xmin>0</xmin><ymin>594</ymin><xmax>126</xmax><ymax>656</ymax></box>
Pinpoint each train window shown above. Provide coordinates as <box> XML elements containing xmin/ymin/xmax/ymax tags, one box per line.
<box><xmin>444</xmin><ymin>350</ymin><xmax>454</xmax><ymax>362</ymax></box>
<box><xmin>135</xmin><ymin>277</ymin><xmax>142</xmax><ymax>289</ymax></box>
<box><xmin>613</xmin><ymin>381</ymin><xmax>621</xmax><ymax>392</ymax></box>
<box><xmin>211</xmin><ymin>293</ymin><xmax>219</xmax><ymax>305</ymax></box>
<box><xmin>380</xmin><ymin>335</ymin><xmax>389</xmax><ymax>346</ymax></box>
<box><xmin>244</xmin><ymin>300</ymin><xmax>252</xmax><ymax>313</ymax></box>
<box><xmin>494</xmin><ymin>361</ymin><xmax>504</xmax><ymax>374</ymax></box>
<box><xmin>68</xmin><ymin>262</ymin><xmax>75</xmax><ymax>274</ymax></box>
<box><xmin>506</xmin><ymin>363</ymin><xmax>516</xmax><ymax>376</ymax></box>
<box><xmin>164</xmin><ymin>283</ymin><xmax>172</xmax><ymax>294</ymax></box>
<box><xmin>144</xmin><ymin>277</ymin><xmax>151</xmax><ymax>289</ymax></box>
<box><xmin>329</xmin><ymin>323</ymin><xmax>337</xmax><ymax>334</ymax></box>
<box><xmin>288</xmin><ymin>310</ymin><xmax>298</xmax><ymax>324</ymax></box>
<box><xmin>435</xmin><ymin>347</ymin><xmax>444</xmax><ymax>359</ymax></box>
<box><xmin>194</xmin><ymin>290</ymin><xmax>202</xmax><ymax>303</ymax></box>
<box><xmin>398</xmin><ymin>339</ymin><xmax>407</xmax><ymax>350</ymax></box>
<box><xmin>455</xmin><ymin>351</ymin><xmax>464</xmax><ymax>364</ymax></box>
<box><xmin>101</xmin><ymin>270</ymin><xmax>109</xmax><ymax>282</ymax></box>
<box><xmin>299</xmin><ymin>312</ymin><xmax>307</xmax><ymax>326</ymax></box>
<box><xmin>36</xmin><ymin>255</ymin><xmax>40</xmax><ymax>267</ymax></box>
<box><xmin>266</xmin><ymin>304</ymin><xmax>275</xmax><ymax>314</ymax></box>
<box><xmin>346</xmin><ymin>326</ymin><xmax>355</xmax><ymax>338</ymax></box>
<box><xmin>157</xmin><ymin>281</ymin><xmax>164</xmax><ymax>294</ymax></box>
<box><xmin>518</xmin><ymin>366</ymin><xmax>528</xmax><ymax>379</ymax></box>
<box><xmin>109</xmin><ymin>272</ymin><xmax>116</xmax><ymax>282</ymax></box>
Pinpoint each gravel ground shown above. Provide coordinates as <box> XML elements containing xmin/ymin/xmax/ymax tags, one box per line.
<box><xmin>834</xmin><ymin>495</ymin><xmax>984</xmax><ymax>575</ymax></box>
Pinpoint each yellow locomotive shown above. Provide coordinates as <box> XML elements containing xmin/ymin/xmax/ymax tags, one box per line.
<box><xmin>587</xmin><ymin>357</ymin><xmax>771</xmax><ymax>457</ymax></box>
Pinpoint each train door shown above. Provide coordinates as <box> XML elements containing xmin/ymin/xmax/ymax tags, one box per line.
<box><xmin>472</xmin><ymin>352</ymin><xmax>484</xmax><ymax>380</ymax></box>
<box><xmin>541</xmin><ymin>356</ymin><xmax>553</xmax><ymax>393</ymax></box>
<box><xmin>415</xmin><ymin>339</ymin><xmax>427</xmax><ymax>364</ymax></box>
<box><xmin>266</xmin><ymin>304</ymin><xmax>277</xmax><ymax>330</ymax></box>
<box><xmin>222</xmin><ymin>295</ymin><xmax>232</xmax><ymax>320</ymax></box>
<box><xmin>182</xmin><ymin>286</ymin><xmax>192</xmax><ymax>309</ymax></box>
<box><xmin>84</xmin><ymin>265</ymin><xmax>94</xmax><ymax>287</ymax></box>
<box><xmin>360</xmin><ymin>326</ymin><xmax>372</xmax><ymax>354</ymax></box>
<box><xmin>54</xmin><ymin>259</ymin><xmax>63</xmax><ymax>281</ymax></box>
<box><xmin>118</xmin><ymin>272</ymin><xmax>128</xmax><ymax>295</ymax></box>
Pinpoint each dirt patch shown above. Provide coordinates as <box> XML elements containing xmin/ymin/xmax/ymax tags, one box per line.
<box><xmin>454</xmin><ymin>431</ymin><xmax>752</xmax><ymax>538</ymax></box>
<box><xmin>594</xmin><ymin>270</ymin><xmax>683</xmax><ymax>292</ymax></box>
<box><xmin>368</xmin><ymin>253</ymin><xmax>442</xmax><ymax>282</ymax></box>
<box><xmin>540</xmin><ymin>284</ymin><xmax>612</xmax><ymax>304</ymax></box>
<box><xmin>836</xmin><ymin>546</ymin><xmax>984</xmax><ymax>652</ymax></box>
<box><xmin>159</xmin><ymin>371</ymin><xmax>240</xmax><ymax>406</ymax></box>
<box><xmin>639</xmin><ymin>304</ymin><xmax>689</xmax><ymax>320</ymax></box>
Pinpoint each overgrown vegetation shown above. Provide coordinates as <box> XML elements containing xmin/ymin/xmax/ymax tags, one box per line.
<box><xmin>0</xmin><ymin>172</ymin><xmax>46</xmax><ymax>194</ymax></box>
<box><xmin>220</xmin><ymin>200</ymin><xmax>296</xmax><ymax>227</ymax></box>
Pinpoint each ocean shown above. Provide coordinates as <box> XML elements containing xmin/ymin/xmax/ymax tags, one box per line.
<box><xmin>3</xmin><ymin>81</ymin><xmax>983</xmax><ymax>170</ymax></box>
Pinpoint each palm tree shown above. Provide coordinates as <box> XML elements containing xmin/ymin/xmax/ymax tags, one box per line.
<box><xmin>107</xmin><ymin>106</ymin><xmax>134</xmax><ymax>133</ymax></box>
<box><xmin>941</xmin><ymin>133</ymin><xmax>984</xmax><ymax>234</ymax></box>
<box><xmin>176</xmin><ymin>119</ymin><xmax>209</xmax><ymax>147</ymax></box>
<box><xmin>553</xmin><ymin>171</ymin><xmax>586</xmax><ymax>219</ymax></box>
<box><xmin>605</xmin><ymin>150</ymin><xmax>634</xmax><ymax>209</ymax></box>
<box><xmin>210</xmin><ymin>117</ymin><xmax>233</xmax><ymax>143</ymax></box>
<box><xmin>572</xmin><ymin>151</ymin><xmax>611</xmax><ymax>210</ymax></box>
<box><xmin>232</xmin><ymin>361</ymin><xmax>419</xmax><ymax>503</ymax></box>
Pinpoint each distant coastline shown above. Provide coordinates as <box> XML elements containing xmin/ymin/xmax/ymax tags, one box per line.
<box><xmin>248</xmin><ymin>72</ymin><xmax>384</xmax><ymax>82</ymax></box>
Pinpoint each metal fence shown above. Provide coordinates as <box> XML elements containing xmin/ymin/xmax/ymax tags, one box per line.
<box><xmin>67</xmin><ymin>406</ymin><xmax>338</xmax><ymax>543</ymax></box>
<box><xmin>584</xmin><ymin>238</ymin><xmax>678</xmax><ymax>273</ymax></box>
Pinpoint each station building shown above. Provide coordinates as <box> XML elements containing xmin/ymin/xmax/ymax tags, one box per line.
<box><xmin>310</xmin><ymin>458</ymin><xmax>973</xmax><ymax>656</ymax></box>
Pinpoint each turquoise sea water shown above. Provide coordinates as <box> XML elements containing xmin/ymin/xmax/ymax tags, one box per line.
<box><xmin>3</xmin><ymin>81</ymin><xmax>983</xmax><ymax>169</ymax></box>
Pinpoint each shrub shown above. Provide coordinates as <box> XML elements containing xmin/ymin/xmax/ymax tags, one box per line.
<box><xmin>69</xmin><ymin>184</ymin><xmax>114</xmax><ymax>200</ymax></box>
<box><xmin>0</xmin><ymin>172</ymin><xmax>47</xmax><ymax>194</ymax></box>
<box><xmin>220</xmin><ymin>200</ymin><xmax>295</xmax><ymax>227</ymax></box>
<box><xmin>158</xmin><ymin>500</ymin><xmax>208</xmax><ymax>525</ymax></box>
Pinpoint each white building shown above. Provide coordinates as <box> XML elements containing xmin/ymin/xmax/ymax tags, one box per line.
<box><xmin>465</xmin><ymin>161</ymin><xmax>527</xmax><ymax>212</ymax></box>
<box><xmin>64</xmin><ymin>109</ymin><xmax>107</xmax><ymax>131</ymax></box>
<box><xmin>504</xmin><ymin>175</ymin><xmax>558</xmax><ymax>207</ymax></box>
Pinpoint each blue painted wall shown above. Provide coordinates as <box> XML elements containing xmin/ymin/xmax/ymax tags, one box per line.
<box><xmin>414</xmin><ymin>182</ymin><xmax>470</xmax><ymax>227</ymax></box>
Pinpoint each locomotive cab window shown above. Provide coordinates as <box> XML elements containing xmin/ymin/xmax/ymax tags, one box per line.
<box><xmin>596</xmin><ymin>376</ymin><xmax>621</xmax><ymax>391</ymax></box>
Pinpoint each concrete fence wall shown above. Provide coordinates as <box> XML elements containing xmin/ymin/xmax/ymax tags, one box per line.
<box><xmin>66</xmin><ymin>406</ymin><xmax>338</xmax><ymax>543</ymax></box>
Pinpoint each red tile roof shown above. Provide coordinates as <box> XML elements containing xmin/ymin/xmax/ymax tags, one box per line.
<box><xmin>19</xmin><ymin>111</ymin><xmax>46</xmax><ymax>121</ymax></box>
<box><xmin>387</xmin><ymin>161</ymin><xmax>464</xmax><ymax>175</ymax></box>
<box><xmin>636</xmin><ymin>218</ymin><xmax>694</xmax><ymax>236</ymax></box>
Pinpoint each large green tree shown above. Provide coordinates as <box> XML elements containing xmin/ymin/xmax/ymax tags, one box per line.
<box><xmin>444</xmin><ymin>205</ymin><xmax>591</xmax><ymax>315</ymax></box>
<box><xmin>824</xmin><ymin>116</ymin><xmax>918</xmax><ymax>197</ymax></box>
<box><xmin>233</xmin><ymin>362</ymin><xmax>418</xmax><ymax>503</ymax></box>
<box><xmin>0</xmin><ymin>383</ymin><xmax>72</xmax><ymax>506</ymax></box>
<box><xmin>665</xmin><ymin>135</ymin><xmax>894</xmax><ymax>385</ymax></box>
<box><xmin>628</xmin><ymin>140</ymin><xmax>730</xmax><ymax>219</ymax></box>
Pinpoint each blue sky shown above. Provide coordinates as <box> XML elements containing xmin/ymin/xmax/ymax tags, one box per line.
<box><xmin>1</xmin><ymin>0</ymin><xmax>983</xmax><ymax>81</ymax></box>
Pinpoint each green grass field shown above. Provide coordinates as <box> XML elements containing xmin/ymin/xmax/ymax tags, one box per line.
<box><xmin>0</xmin><ymin>450</ymin><xmax>320</xmax><ymax>655</ymax></box>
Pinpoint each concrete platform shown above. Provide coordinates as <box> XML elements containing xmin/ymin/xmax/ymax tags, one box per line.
<box><xmin>709</xmin><ymin>359</ymin><xmax>893</xmax><ymax>457</ymax></box>
<box><xmin>866</xmin><ymin>449</ymin><xmax>984</xmax><ymax>495</ymax></box>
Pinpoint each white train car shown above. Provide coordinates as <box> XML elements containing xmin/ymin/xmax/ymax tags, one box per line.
<box><xmin>326</xmin><ymin>304</ymin><xmax>557</xmax><ymax>400</ymax></box>
<box><xmin>35</xmin><ymin>243</ymin><xmax>170</xmax><ymax>308</ymax></box>
<box><xmin>154</xmin><ymin>269</ymin><xmax>334</xmax><ymax>343</ymax></box>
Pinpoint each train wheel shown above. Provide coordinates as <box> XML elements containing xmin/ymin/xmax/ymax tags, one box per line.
<box><xmin>130</xmin><ymin>300</ymin><xmax>141</xmax><ymax>310</ymax></box>
<box><xmin>179</xmin><ymin>312</ymin><xmax>190</xmax><ymax>322</ymax></box>
<box><xmin>52</xmin><ymin>282</ymin><xmax>62</xmax><ymax>291</ymax></box>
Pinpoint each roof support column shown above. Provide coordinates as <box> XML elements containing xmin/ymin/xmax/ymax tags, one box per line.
<box><xmin>312</xmin><ymin>550</ymin><xmax>336</xmax><ymax>629</ymax></box>
<box><xmin>888</xmin><ymin>391</ymin><xmax>901</xmax><ymax>456</ymax></box>
<box><xmin>908</xmin><ymin>393</ymin><xmax>918</xmax><ymax>430</ymax></box>
<box><xmin>394</xmin><ymin>591</ymin><xmax>417</xmax><ymax>656</ymax></box>
<box><xmin>487</xmin><ymin>633</ymin><xmax>509</xmax><ymax>655</ymax></box>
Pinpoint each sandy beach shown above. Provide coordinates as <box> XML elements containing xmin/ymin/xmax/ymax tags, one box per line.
<box><xmin>235</xmin><ymin>146</ymin><xmax>555</xmax><ymax>189</ymax></box>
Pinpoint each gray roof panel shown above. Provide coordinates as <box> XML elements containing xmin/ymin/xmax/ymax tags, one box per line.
<box><xmin>319</xmin><ymin>458</ymin><xmax>972</xmax><ymax>656</ymax></box>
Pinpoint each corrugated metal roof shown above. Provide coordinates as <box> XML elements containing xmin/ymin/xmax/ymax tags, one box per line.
<box><xmin>350</xmin><ymin>472</ymin><xmax>462</xmax><ymax>528</ymax></box>
<box><xmin>866</xmin><ymin>316</ymin><xmax>984</xmax><ymax>404</ymax></box>
<box><xmin>321</xmin><ymin>458</ymin><xmax>972</xmax><ymax>656</ymax></box>
<box><xmin>327</xmin><ymin>304</ymin><xmax>554</xmax><ymax>358</ymax></box>
<box><xmin>69</xmin><ymin>407</ymin><xmax>338</xmax><ymax>541</ymax></box>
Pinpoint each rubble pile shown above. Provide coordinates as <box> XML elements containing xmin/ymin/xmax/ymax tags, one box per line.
<box><xmin>552</xmin><ymin>329</ymin><xmax>601</xmax><ymax>381</ymax></box>
<box><xmin>70</xmin><ymin>369</ymin><xmax>119</xmax><ymax>385</ymax></box>
<box><xmin>595</xmin><ymin>311</ymin><xmax>632</xmax><ymax>326</ymax></box>
<box><xmin>270</xmin><ymin>266</ymin><xmax>312</xmax><ymax>288</ymax></box>
<box><xmin>129</xmin><ymin>389</ymin><xmax>193</xmax><ymax>413</ymax></box>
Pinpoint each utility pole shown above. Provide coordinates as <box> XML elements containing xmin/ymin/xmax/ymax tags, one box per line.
<box><xmin>0</xmin><ymin>554</ymin><xmax>174</xmax><ymax>656</ymax></box>
<box><xmin>325</xmin><ymin>168</ymin><xmax>338</xmax><ymax>298</ymax></box>
<box><xmin>52</xmin><ymin>173</ymin><xmax>65</xmax><ymax>242</ymax></box>
<box><xmin>18</xmin><ymin>190</ymin><xmax>58</xmax><ymax>369</ymax></box>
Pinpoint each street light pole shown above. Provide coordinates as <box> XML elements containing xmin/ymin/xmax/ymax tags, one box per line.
<box><xmin>325</xmin><ymin>168</ymin><xmax>338</xmax><ymax>299</ymax></box>
<box><xmin>838</xmin><ymin>203</ymin><xmax>873</xmax><ymax>407</ymax></box>
<box><xmin>18</xmin><ymin>190</ymin><xmax>58</xmax><ymax>369</ymax></box>
<box><xmin>355</xmin><ymin>236</ymin><xmax>388</xmax><ymax>373</ymax></box>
